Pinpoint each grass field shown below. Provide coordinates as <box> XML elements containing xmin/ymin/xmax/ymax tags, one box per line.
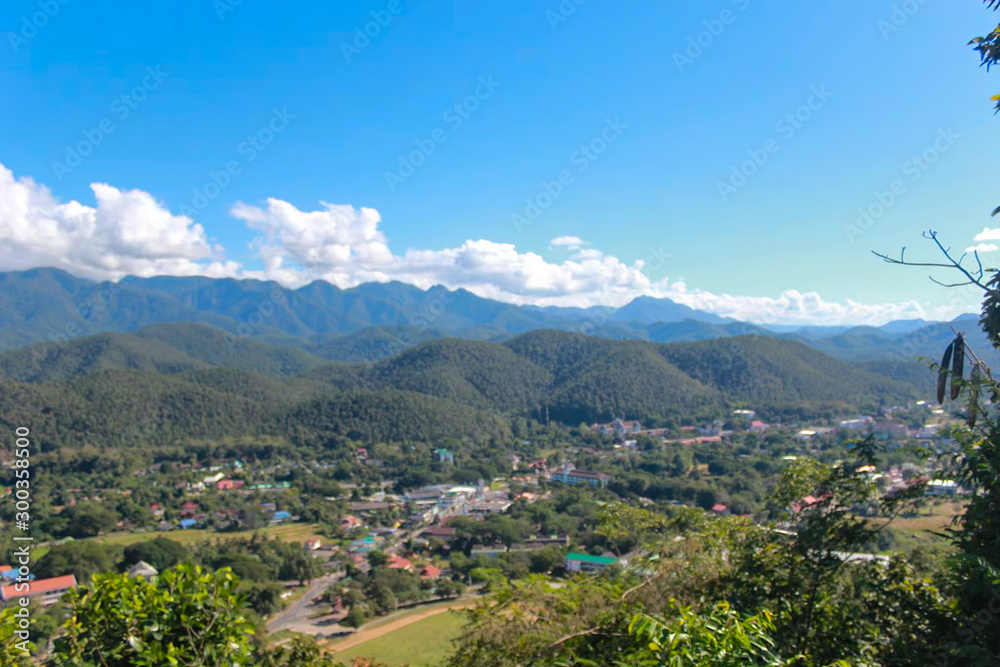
<box><xmin>875</xmin><ymin>501</ymin><xmax>966</xmax><ymax>534</ymax></box>
<box><xmin>84</xmin><ymin>522</ymin><xmax>327</xmax><ymax>549</ymax></box>
<box><xmin>329</xmin><ymin>609</ymin><xmax>464</xmax><ymax>667</ymax></box>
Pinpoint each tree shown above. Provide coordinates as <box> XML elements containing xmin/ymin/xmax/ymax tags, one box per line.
<box><xmin>971</xmin><ymin>0</ymin><xmax>1000</xmax><ymax>114</ymax></box>
<box><xmin>60</xmin><ymin>502</ymin><xmax>119</xmax><ymax>539</ymax></box>
<box><xmin>343</xmin><ymin>604</ymin><xmax>368</xmax><ymax>628</ymax></box>
<box><xmin>121</xmin><ymin>537</ymin><xmax>188</xmax><ymax>572</ymax></box>
<box><xmin>366</xmin><ymin>550</ymin><xmax>389</xmax><ymax>569</ymax></box>
<box><xmin>47</xmin><ymin>564</ymin><xmax>256</xmax><ymax>667</ymax></box>
<box><xmin>35</xmin><ymin>541</ymin><xmax>115</xmax><ymax>582</ymax></box>
<box><xmin>0</xmin><ymin>606</ymin><xmax>35</xmax><ymax>665</ymax></box>
<box><xmin>626</xmin><ymin>601</ymin><xmax>795</xmax><ymax>667</ymax></box>
<box><xmin>244</xmin><ymin>581</ymin><xmax>287</xmax><ymax>616</ymax></box>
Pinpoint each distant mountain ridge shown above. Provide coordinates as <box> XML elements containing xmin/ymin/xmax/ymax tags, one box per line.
<box><xmin>0</xmin><ymin>268</ymin><xmax>983</xmax><ymax>367</ymax></box>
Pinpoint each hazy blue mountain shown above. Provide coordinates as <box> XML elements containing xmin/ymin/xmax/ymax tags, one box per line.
<box><xmin>611</xmin><ymin>296</ymin><xmax>733</xmax><ymax>324</ymax></box>
<box><xmin>0</xmin><ymin>269</ymin><xmax>985</xmax><ymax>369</ymax></box>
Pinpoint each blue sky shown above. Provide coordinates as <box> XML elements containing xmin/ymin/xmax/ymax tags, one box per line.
<box><xmin>0</xmin><ymin>0</ymin><xmax>996</xmax><ymax>324</ymax></box>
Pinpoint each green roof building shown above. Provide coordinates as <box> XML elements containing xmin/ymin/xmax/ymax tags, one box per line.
<box><xmin>565</xmin><ymin>552</ymin><xmax>618</xmax><ymax>572</ymax></box>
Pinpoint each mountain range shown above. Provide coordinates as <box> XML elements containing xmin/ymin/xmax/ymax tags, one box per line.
<box><xmin>0</xmin><ymin>268</ymin><xmax>987</xmax><ymax>370</ymax></box>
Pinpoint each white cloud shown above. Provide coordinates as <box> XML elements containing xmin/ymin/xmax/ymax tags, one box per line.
<box><xmin>549</xmin><ymin>235</ymin><xmax>589</xmax><ymax>249</ymax></box>
<box><xmin>0</xmin><ymin>163</ymin><xmax>941</xmax><ymax>326</ymax></box>
<box><xmin>0</xmin><ymin>163</ymin><xmax>238</xmax><ymax>281</ymax></box>
<box><xmin>651</xmin><ymin>283</ymin><xmax>929</xmax><ymax>326</ymax></box>
<box><xmin>974</xmin><ymin>227</ymin><xmax>1000</xmax><ymax>243</ymax></box>
<box><xmin>967</xmin><ymin>243</ymin><xmax>998</xmax><ymax>253</ymax></box>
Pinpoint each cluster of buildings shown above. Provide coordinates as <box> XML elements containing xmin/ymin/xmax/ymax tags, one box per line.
<box><xmin>548</xmin><ymin>463</ymin><xmax>610</xmax><ymax>489</ymax></box>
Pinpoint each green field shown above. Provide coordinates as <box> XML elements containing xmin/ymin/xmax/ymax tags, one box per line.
<box><xmin>83</xmin><ymin>523</ymin><xmax>327</xmax><ymax>548</ymax></box>
<box><xmin>330</xmin><ymin>611</ymin><xmax>464</xmax><ymax>667</ymax></box>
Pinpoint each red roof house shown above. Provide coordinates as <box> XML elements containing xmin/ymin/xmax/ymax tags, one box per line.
<box><xmin>387</xmin><ymin>555</ymin><xmax>413</xmax><ymax>571</ymax></box>
<box><xmin>0</xmin><ymin>574</ymin><xmax>77</xmax><ymax>606</ymax></box>
<box><xmin>420</xmin><ymin>564</ymin><xmax>442</xmax><ymax>579</ymax></box>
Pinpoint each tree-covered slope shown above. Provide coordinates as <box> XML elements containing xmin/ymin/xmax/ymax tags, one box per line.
<box><xmin>0</xmin><ymin>323</ymin><xmax>327</xmax><ymax>382</ymax></box>
<box><xmin>657</xmin><ymin>335</ymin><xmax>920</xmax><ymax>405</ymax></box>
<box><xmin>0</xmin><ymin>370</ymin><xmax>511</xmax><ymax>451</ymax></box>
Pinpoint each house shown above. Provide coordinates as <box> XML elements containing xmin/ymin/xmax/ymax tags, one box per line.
<box><xmin>590</xmin><ymin>419</ymin><xmax>642</xmax><ymax>437</ymax></box>
<box><xmin>470</xmin><ymin>545</ymin><xmax>507</xmax><ymax>559</ymax></box>
<box><xmin>872</xmin><ymin>421</ymin><xmax>909</xmax><ymax>439</ymax></box>
<box><xmin>270</xmin><ymin>510</ymin><xmax>292</xmax><ymax>524</ymax></box>
<box><xmin>928</xmin><ymin>479</ymin><xmax>959</xmax><ymax>496</ymax></box>
<box><xmin>433</xmin><ymin>448</ymin><xmax>455</xmax><ymax>464</ymax></box>
<box><xmin>179</xmin><ymin>518</ymin><xmax>198</xmax><ymax>529</ymax></box>
<box><xmin>127</xmin><ymin>561</ymin><xmax>159</xmax><ymax>580</ymax></box>
<box><xmin>387</xmin><ymin>555</ymin><xmax>413</xmax><ymax>571</ymax></box>
<box><xmin>565</xmin><ymin>552</ymin><xmax>618</xmax><ymax>572</ymax></box>
<box><xmin>179</xmin><ymin>501</ymin><xmax>199</xmax><ymax>519</ymax></box>
<box><xmin>839</xmin><ymin>417</ymin><xmax>874</xmax><ymax>432</ymax></box>
<box><xmin>340</xmin><ymin>515</ymin><xmax>363</xmax><ymax>531</ymax></box>
<box><xmin>216</xmin><ymin>479</ymin><xmax>245</xmax><ymax>491</ymax></box>
<box><xmin>711</xmin><ymin>504</ymin><xmax>730</xmax><ymax>515</ymax></box>
<box><xmin>749</xmin><ymin>420</ymin><xmax>769</xmax><ymax>432</ymax></box>
<box><xmin>420</xmin><ymin>564</ymin><xmax>442</xmax><ymax>579</ymax></box>
<box><xmin>304</xmin><ymin>537</ymin><xmax>323</xmax><ymax>551</ymax></box>
<box><xmin>550</xmin><ymin>464</ymin><xmax>609</xmax><ymax>489</ymax></box>
<box><xmin>349</xmin><ymin>536</ymin><xmax>378</xmax><ymax>553</ymax></box>
<box><xmin>522</xmin><ymin>535</ymin><xmax>570</xmax><ymax>549</ymax></box>
<box><xmin>150</xmin><ymin>504</ymin><xmax>164</xmax><ymax>519</ymax></box>
<box><xmin>1</xmin><ymin>574</ymin><xmax>77</xmax><ymax>607</ymax></box>
<box><xmin>420</xmin><ymin>524</ymin><xmax>456</xmax><ymax>540</ymax></box>
<box><xmin>203</xmin><ymin>472</ymin><xmax>226</xmax><ymax>485</ymax></box>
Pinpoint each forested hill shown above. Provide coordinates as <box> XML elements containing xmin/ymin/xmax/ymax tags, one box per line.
<box><xmin>0</xmin><ymin>370</ymin><xmax>513</xmax><ymax>451</ymax></box>
<box><xmin>0</xmin><ymin>325</ymin><xmax>928</xmax><ymax>450</ymax></box>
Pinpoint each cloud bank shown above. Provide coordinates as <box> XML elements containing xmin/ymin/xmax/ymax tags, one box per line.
<box><xmin>0</xmin><ymin>162</ymin><xmax>948</xmax><ymax>325</ymax></box>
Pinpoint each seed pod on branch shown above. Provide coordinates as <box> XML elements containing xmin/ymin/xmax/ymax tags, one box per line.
<box><xmin>937</xmin><ymin>341</ymin><xmax>953</xmax><ymax>405</ymax></box>
<box><xmin>951</xmin><ymin>334</ymin><xmax>965</xmax><ymax>401</ymax></box>
<box><xmin>968</xmin><ymin>365</ymin><xmax>981</xmax><ymax>428</ymax></box>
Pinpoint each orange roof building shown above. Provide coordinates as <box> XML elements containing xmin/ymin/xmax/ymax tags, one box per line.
<box><xmin>1</xmin><ymin>574</ymin><xmax>77</xmax><ymax>607</ymax></box>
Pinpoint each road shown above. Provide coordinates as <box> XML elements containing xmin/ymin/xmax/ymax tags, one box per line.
<box><xmin>266</xmin><ymin>572</ymin><xmax>343</xmax><ymax>635</ymax></box>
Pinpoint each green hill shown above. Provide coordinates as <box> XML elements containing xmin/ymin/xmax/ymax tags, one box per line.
<box><xmin>0</xmin><ymin>369</ymin><xmax>511</xmax><ymax>452</ymax></box>
<box><xmin>657</xmin><ymin>335</ymin><xmax>918</xmax><ymax>406</ymax></box>
<box><xmin>0</xmin><ymin>323</ymin><xmax>327</xmax><ymax>382</ymax></box>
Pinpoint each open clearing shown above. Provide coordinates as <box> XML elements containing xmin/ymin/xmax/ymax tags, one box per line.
<box><xmin>326</xmin><ymin>601</ymin><xmax>470</xmax><ymax>667</ymax></box>
<box><xmin>85</xmin><ymin>523</ymin><xmax>328</xmax><ymax>548</ymax></box>
<box><xmin>877</xmin><ymin>501</ymin><xmax>966</xmax><ymax>534</ymax></box>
